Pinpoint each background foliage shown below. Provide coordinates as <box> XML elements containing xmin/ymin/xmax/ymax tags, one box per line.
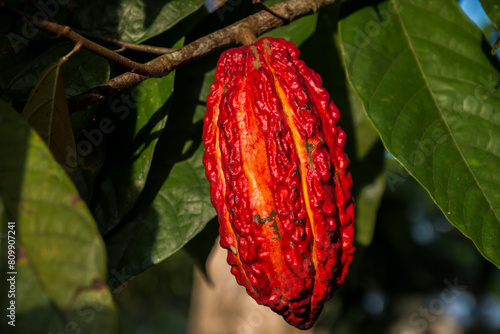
<box><xmin>0</xmin><ymin>0</ymin><xmax>499</xmax><ymax>333</ymax></box>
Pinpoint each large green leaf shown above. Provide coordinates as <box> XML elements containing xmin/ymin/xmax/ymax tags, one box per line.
<box><xmin>0</xmin><ymin>101</ymin><xmax>120</xmax><ymax>333</ymax></box>
<box><xmin>21</xmin><ymin>61</ymin><xmax>76</xmax><ymax>179</ymax></box>
<box><xmin>91</xmin><ymin>38</ymin><xmax>183</xmax><ymax>234</ymax></box>
<box><xmin>74</xmin><ymin>0</ymin><xmax>206</xmax><ymax>43</ymax></box>
<box><xmin>341</xmin><ymin>0</ymin><xmax>500</xmax><ymax>266</ymax></box>
<box><xmin>105</xmin><ymin>143</ymin><xmax>215</xmax><ymax>277</ymax></box>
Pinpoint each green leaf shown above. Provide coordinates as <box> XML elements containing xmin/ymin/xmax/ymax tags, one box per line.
<box><xmin>0</xmin><ymin>101</ymin><xmax>120</xmax><ymax>333</ymax></box>
<box><xmin>91</xmin><ymin>38</ymin><xmax>184</xmax><ymax>234</ymax></box>
<box><xmin>341</xmin><ymin>0</ymin><xmax>500</xmax><ymax>266</ymax></box>
<box><xmin>74</xmin><ymin>0</ymin><xmax>207</xmax><ymax>43</ymax></box>
<box><xmin>105</xmin><ymin>143</ymin><xmax>215</xmax><ymax>277</ymax></box>
<box><xmin>301</xmin><ymin>5</ymin><xmax>385</xmax><ymax>247</ymax></box>
<box><xmin>21</xmin><ymin>61</ymin><xmax>76</xmax><ymax>180</ymax></box>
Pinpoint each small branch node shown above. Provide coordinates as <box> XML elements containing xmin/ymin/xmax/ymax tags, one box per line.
<box><xmin>58</xmin><ymin>25</ymin><xmax>71</xmax><ymax>38</ymax></box>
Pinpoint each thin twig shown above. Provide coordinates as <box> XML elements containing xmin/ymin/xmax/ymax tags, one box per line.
<box><xmin>73</xmin><ymin>29</ymin><xmax>175</xmax><ymax>55</ymax></box>
<box><xmin>0</xmin><ymin>2</ymin><xmax>156</xmax><ymax>76</ymax></box>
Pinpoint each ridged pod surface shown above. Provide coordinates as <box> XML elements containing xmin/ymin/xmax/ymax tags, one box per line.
<box><xmin>203</xmin><ymin>37</ymin><xmax>355</xmax><ymax>329</ymax></box>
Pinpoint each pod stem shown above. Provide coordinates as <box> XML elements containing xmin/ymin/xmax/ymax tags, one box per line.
<box><xmin>236</xmin><ymin>26</ymin><xmax>258</xmax><ymax>46</ymax></box>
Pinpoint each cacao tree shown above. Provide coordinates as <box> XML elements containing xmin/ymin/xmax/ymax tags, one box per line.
<box><xmin>0</xmin><ymin>0</ymin><xmax>499</xmax><ymax>333</ymax></box>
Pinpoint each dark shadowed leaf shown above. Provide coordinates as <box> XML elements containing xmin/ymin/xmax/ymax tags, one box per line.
<box><xmin>183</xmin><ymin>216</ymin><xmax>220</xmax><ymax>279</ymax></box>
<box><xmin>0</xmin><ymin>42</ymin><xmax>109</xmax><ymax>157</ymax></box>
<box><xmin>341</xmin><ymin>0</ymin><xmax>500</xmax><ymax>266</ymax></box>
<box><xmin>104</xmin><ymin>57</ymin><xmax>219</xmax><ymax>279</ymax></box>
<box><xmin>2</xmin><ymin>43</ymin><xmax>109</xmax><ymax>105</ymax></box>
<box><xmin>73</xmin><ymin>0</ymin><xmax>207</xmax><ymax>43</ymax></box>
<box><xmin>91</xmin><ymin>38</ymin><xmax>183</xmax><ymax>234</ymax></box>
<box><xmin>105</xmin><ymin>143</ymin><xmax>215</xmax><ymax>277</ymax></box>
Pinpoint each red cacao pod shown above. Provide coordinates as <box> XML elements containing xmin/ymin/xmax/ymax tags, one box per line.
<box><xmin>203</xmin><ymin>37</ymin><xmax>355</xmax><ymax>330</ymax></box>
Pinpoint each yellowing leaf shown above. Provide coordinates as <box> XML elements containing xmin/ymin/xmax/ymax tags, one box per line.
<box><xmin>22</xmin><ymin>61</ymin><xmax>76</xmax><ymax>179</ymax></box>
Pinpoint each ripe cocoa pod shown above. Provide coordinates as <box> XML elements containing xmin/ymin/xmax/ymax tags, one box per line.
<box><xmin>203</xmin><ymin>37</ymin><xmax>355</xmax><ymax>330</ymax></box>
